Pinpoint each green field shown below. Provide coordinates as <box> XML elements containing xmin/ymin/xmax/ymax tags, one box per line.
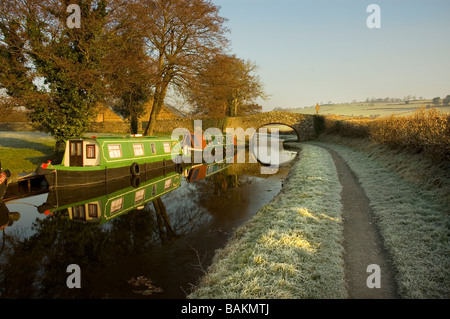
<box><xmin>284</xmin><ymin>100</ymin><xmax>450</xmax><ymax>118</ymax></box>
<box><xmin>0</xmin><ymin>132</ymin><xmax>56</xmax><ymax>181</ymax></box>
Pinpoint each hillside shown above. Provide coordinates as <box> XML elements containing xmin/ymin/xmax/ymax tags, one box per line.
<box><xmin>279</xmin><ymin>100</ymin><xmax>450</xmax><ymax>118</ymax></box>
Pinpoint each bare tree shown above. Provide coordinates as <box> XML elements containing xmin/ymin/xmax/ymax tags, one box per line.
<box><xmin>224</xmin><ymin>57</ymin><xmax>265</xmax><ymax>117</ymax></box>
<box><xmin>102</xmin><ymin>3</ymin><xmax>154</xmax><ymax>134</ymax></box>
<box><xmin>135</xmin><ymin>0</ymin><xmax>229</xmax><ymax>135</ymax></box>
<box><xmin>185</xmin><ymin>54</ymin><xmax>265</xmax><ymax>117</ymax></box>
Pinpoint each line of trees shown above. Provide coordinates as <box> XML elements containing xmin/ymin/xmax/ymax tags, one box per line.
<box><xmin>365</xmin><ymin>96</ymin><xmax>424</xmax><ymax>103</ymax></box>
<box><xmin>0</xmin><ymin>0</ymin><xmax>265</xmax><ymax>148</ymax></box>
<box><xmin>365</xmin><ymin>95</ymin><xmax>450</xmax><ymax>105</ymax></box>
<box><xmin>432</xmin><ymin>96</ymin><xmax>450</xmax><ymax>106</ymax></box>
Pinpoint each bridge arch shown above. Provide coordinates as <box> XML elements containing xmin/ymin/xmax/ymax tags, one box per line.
<box><xmin>224</xmin><ymin>111</ymin><xmax>316</xmax><ymax>142</ymax></box>
<box><xmin>252</xmin><ymin>122</ymin><xmax>300</xmax><ymax>142</ymax></box>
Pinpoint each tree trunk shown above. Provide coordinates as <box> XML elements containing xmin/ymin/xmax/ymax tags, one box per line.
<box><xmin>143</xmin><ymin>81</ymin><xmax>170</xmax><ymax>136</ymax></box>
<box><xmin>233</xmin><ymin>98</ymin><xmax>239</xmax><ymax>117</ymax></box>
<box><xmin>130</xmin><ymin>115</ymin><xmax>139</xmax><ymax>134</ymax></box>
<box><xmin>227</xmin><ymin>98</ymin><xmax>239</xmax><ymax>117</ymax></box>
<box><xmin>153</xmin><ymin>197</ymin><xmax>175</xmax><ymax>243</ymax></box>
<box><xmin>143</xmin><ymin>93</ymin><xmax>159</xmax><ymax>136</ymax></box>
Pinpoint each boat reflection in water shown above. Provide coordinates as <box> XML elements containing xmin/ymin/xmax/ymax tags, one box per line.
<box><xmin>185</xmin><ymin>160</ymin><xmax>233</xmax><ymax>183</ymax></box>
<box><xmin>37</xmin><ymin>168</ymin><xmax>180</xmax><ymax>226</ymax></box>
<box><xmin>36</xmin><ymin>159</ymin><xmax>233</xmax><ymax>225</ymax></box>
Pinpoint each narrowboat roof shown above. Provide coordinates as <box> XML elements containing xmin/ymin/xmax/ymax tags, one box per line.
<box><xmin>68</xmin><ymin>135</ymin><xmax>176</xmax><ymax>141</ymax></box>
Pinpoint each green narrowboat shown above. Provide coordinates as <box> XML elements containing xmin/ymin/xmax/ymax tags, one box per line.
<box><xmin>35</xmin><ymin>135</ymin><xmax>184</xmax><ymax>188</ymax></box>
<box><xmin>38</xmin><ymin>169</ymin><xmax>182</xmax><ymax>224</ymax></box>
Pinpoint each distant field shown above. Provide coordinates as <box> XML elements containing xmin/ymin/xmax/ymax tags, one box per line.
<box><xmin>284</xmin><ymin>100</ymin><xmax>450</xmax><ymax>118</ymax></box>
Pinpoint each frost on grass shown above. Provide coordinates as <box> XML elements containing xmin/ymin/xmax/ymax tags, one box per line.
<box><xmin>315</xmin><ymin>141</ymin><xmax>450</xmax><ymax>299</ymax></box>
<box><xmin>188</xmin><ymin>144</ymin><xmax>347</xmax><ymax>299</ymax></box>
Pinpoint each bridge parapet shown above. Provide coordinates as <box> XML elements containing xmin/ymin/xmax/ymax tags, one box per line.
<box><xmin>149</xmin><ymin>111</ymin><xmax>317</xmax><ymax>141</ymax></box>
<box><xmin>0</xmin><ymin>112</ymin><xmax>318</xmax><ymax>140</ymax></box>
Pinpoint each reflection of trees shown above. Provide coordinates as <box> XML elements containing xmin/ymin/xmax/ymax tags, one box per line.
<box><xmin>186</xmin><ymin>168</ymin><xmax>254</xmax><ymax>216</ymax></box>
<box><xmin>0</xmin><ymin>198</ymin><xmax>177</xmax><ymax>298</ymax></box>
<box><xmin>1</xmin><ymin>211</ymin><xmax>110</xmax><ymax>298</ymax></box>
<box><xmin>159</xmin><ymin>184</ymin><xmax>212</xmax><ymax>236</ymax></box>
<box><xmin>196</xmin><ymin>169</ymin><xmax>254</xmax><ymax>194</ymax></box>
<box><xmin>152</xmin><ymin>197</ymin><xmax>176</xmax><ymax>244</ymax></box>
<box><xmin>215</xmin><ymin>174</ymin><xmax>241</xmax><ymax>189</ymax></box>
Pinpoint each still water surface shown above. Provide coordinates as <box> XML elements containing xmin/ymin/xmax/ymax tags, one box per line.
<box><xmin>0</xmin><ymin>144</ymin><xmax>297</xmax><ymax>299</ymax></box>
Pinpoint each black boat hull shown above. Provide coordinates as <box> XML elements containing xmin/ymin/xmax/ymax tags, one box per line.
<box><xmin>0</xmin><ymin>180</ymin><xmax>6</xmax><ymax>200</ymax></box>
<box><xmin>36</xmin><ymin>160</ymin><xmax>184</xmax><ymax>189</ymax></box>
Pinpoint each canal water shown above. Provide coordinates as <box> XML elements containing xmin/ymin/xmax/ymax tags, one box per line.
<box><xmin>0</xmin><ymin>142</ymin><xmax>298</xmax><ymax>299</ymax></box>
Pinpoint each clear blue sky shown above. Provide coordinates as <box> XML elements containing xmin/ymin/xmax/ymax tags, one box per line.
<box><xmin>211</xmin><ymin>0</ymin><xmax>450</xmax><ymax>111</ymax></box>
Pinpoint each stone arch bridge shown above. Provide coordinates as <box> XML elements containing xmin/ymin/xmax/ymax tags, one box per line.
<box><xmin>224</xmin><ymin>111</ymin><xmax>316</xmax><ymax>141</ymax></box>
<box><xmin>153</xmin><ymin>111</ymin><xmax>318</xmax><ymax>142</ymax></box>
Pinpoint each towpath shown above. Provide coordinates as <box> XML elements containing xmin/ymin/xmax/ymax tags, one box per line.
<box><xmin>318</xmin><ymin>144</ymin><xmax>398</xmax><ymax>298</ymax></box>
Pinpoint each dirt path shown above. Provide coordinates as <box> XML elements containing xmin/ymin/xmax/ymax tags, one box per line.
<box><xmin>321</xmin><ymin>146</ymin><xmax>399</xmax><ymax>299</ymax></box>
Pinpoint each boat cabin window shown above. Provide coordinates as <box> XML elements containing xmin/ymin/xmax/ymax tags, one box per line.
<box><xmin>191</xmin><ymin>169</ymin><xmax>199</xmax><ymax>180</ymax></box>
<box><xmin>163</xmin><ymin>143</ymin><xmax>171</xmax><ymax>153</ymax></box>
<box><xmin>108</xmin><ymin>144</ymin><xmax>122</xmax><ymax>159</ymax></box>
<box><xmin>86</xmin><ymin>145</ymin><xmax>96</xmax><ymax>159</ymax></box>
<box><xmin>151</xmin><ymin>184</ymin><xmax>157</xmax><ymax>196</ymax></box>
<box><xmin>71</xmin><ymin>142</ymin><xmax>82</xmax><ymax>156</ymax></box>
<box><xmin>111</xmin><ymin>197</ymin><xmax>124</xmax><ymax>214</ymax></box>
<box><xmin>72</xmin><ymin>205</ymin><xmax>86</xmax><ymax>221</ymax></box>
<box><xmin>69</xmin><ymin>141</ymin><xmax>83</xmax><ymax>167</ymax></box>
<box><xmin>133</xmin><ymin>143</ymin><xmax>144</xmax><ymax>156</ymax></box>
<box><xmin>88</xmin><ymin>204</ymin><xmax>98</xmax><ymax>218</ymax></box>
<box><xmin>135</xmin><ymin>189</ymin><xmax>145</xmax><ymax>203</ymax></box>
<box><xmin>150</xmin><ymin>143</ymin><xmax>156</xmax><ymax>154</ymax></box>
<box><xmin>164</xmin><ymin>178</ymin><xmax>172</xmax><ymax>190</ymax></box>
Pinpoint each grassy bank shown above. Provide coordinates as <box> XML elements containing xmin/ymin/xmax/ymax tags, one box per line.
<box><xmin>189</xmin><ymin>136</ymin><xmax>449</xmax><ymax>299</ymax></box>
<box><xmin>311</xmin><ymin>137</ymin><xmax>450</xmax><ymax>299</ymax></box>
<box><xmin>0</xmin><ymin>132</ymin><xmax>56</xmax><ymax>182</ymax></box>
<box><xmin>188</xmin><ymin>143</ymin><xmax>347</xmax><ymax>299</ymax></box>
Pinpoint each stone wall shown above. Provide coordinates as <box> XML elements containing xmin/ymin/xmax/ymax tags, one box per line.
<box><xmin>292</xmin><ymin>115</ymin><xmax>316</xmax><ymax>141</ymax></box>
<box><xmin>151</xmin><ymin>119</ymin><xmax>194</xmax><ymax>133</ymax></box>
<box><xmin>90</xmin><ymin>121</ymin><xmax>138</xmax><ymax>134</ymax></box>
<box><xmin>150</xmin><ymin>118</ymin><xmax>228</xmax><ymax>134</ymax></box>
<box><xmin>151</xmin><ymin>112</ymin><xmax>316</xmax><ymax>141</ymax></box>
<box><xmin>0</xmin><ymin>112</ymin><xmax>317</xmax><ymax>141</ymax></box>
